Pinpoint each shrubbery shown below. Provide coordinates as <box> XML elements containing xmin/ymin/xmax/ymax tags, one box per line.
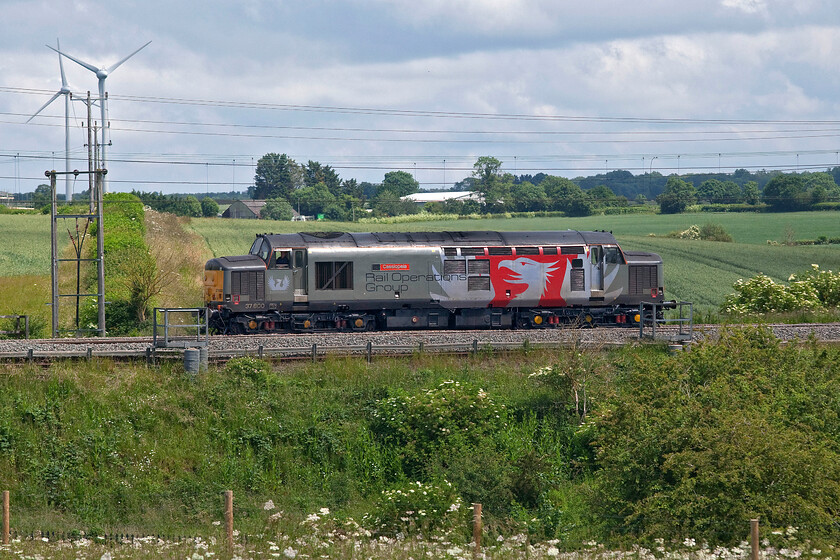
<box><xmin>665</xmin><ymin>223</ymin><xmax>733</xmax><ymax>242</ymax></box>
<box><xmin>721</xmin><ymin>264</ymin><xmax>840</xmax><ymax>314</ymax></box>
<box><xmin>591</xmin><ymin>327</ymin><xmax>840</xmax><ymax>544</ymax></box>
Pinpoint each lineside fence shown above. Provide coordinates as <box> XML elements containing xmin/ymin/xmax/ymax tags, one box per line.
<box><xmin>0</xmin><ymin>489</ymin><xmax>768</xmax><ymax>560</ymax></box>
<box><xmin>0</xmin><ymin>337</ymin><xmax>639</xmax><ymax>365</ymax></box>
<box><xmin>0</xmin><ymin>315</ymin><xmax>29</xmax><ymax>339</ymax></box>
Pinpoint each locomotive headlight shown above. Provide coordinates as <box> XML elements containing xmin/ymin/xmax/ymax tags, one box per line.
<box><xmin>633</xmin><ymin>313</ymin><xmax>641</xmax><ymax>323</ymax></box>
<box><xmin>533</xmin><ymin>315</ymin><xmax>543</xmax><ymax>325</ymax></box>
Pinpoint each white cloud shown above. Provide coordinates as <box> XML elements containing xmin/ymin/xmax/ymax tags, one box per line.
<box><xmin>720</xmin><ymin>0</ymin><xmax>767</xmax><ymax>15</ymax></box>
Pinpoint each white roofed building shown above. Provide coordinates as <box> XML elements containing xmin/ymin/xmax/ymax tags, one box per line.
<box><xmin>400</xmin><ymin>191</ymin><xmax>481</xmax><ymax>207</ymax></box>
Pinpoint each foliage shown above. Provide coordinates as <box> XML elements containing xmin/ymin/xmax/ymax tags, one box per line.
<box><xmin>369</xmin><ymin>380</ymin><xmax>507</xmax><ymax>477</ymax></box>
<box><xmin>591</xmin><ymin>327</ymin><xmax>840</xmax><ymax>544</ymax></box>
<box><xmin>289</xmin><ymin>182</ymin><xmax>335</xmax><ymax>216</ymax></box>
<box><xmin>657</xmin><ymin>177</ymin><xmax>697</xmax><ymax>214</ymax></box>
<box><xmin>665</xmin><ymin>223</ymin><xmax>733</xmax><ymax>242</ymax></box>
<box><xmin>367</xmin><ymin>480</ymin><xmax>464</xmax><ymax>536</ymax></box>
<box><xmin>371</xmin><ymin>190</ymin><xmax>419</xmax><ymax>217</ymax></box>
<box><xmin>763</xmin><ymin>174</ymin><xmax>811</xmax><ymax>211</ymax></box>
<box><xmin>789</xmin><ymin>264</ymin><xmax>840</xmax><ymax>307</ymax></box>
<box><xmin>471</xmin><ymin>156</ymin><xmax>512</xmax><ymax>213</ymax></box>
<box><xmin>251</xmin><ymin>153</ymin><xmax>303</xmax><ymax>200</ymax></box>
<box><xmin>261</xmin><ymin>197</ymin><xmax>295</xmax><ymax>221</ymax></box>
<box><xmin>225</xmin><ymin>356</ymin><xmax>273</xmax><ymax>384</ymax></box>
<box><xmin>200</xmin><ymin>196</ymin><xmax>219</xmax><ymax>217</ymax></box>
<box><xmin>133</xmin><ymin>191</ymin><xmax>211</xmax><ymax>218</ymax></box>
<box><xmin>380</xmin><ymin>171</ymin><xmax>420</xmax><ymax>198</ymax></box>
<box><xmin>721</xmin><ymin>265</ymin><xmax>840</xmax><ymax>314</ymax></box>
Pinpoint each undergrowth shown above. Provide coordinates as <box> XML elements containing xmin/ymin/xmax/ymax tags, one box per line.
<box><xmin>1</xmin><ymin>335</ymin><xmax>839</xmax><ymax>549</ymax></box>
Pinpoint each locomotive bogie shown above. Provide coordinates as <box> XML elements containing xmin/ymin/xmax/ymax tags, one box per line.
<box><xmin>204</xmin><ymin>231</ymin><xmax>665</xmax><ymax>333</ymax></box>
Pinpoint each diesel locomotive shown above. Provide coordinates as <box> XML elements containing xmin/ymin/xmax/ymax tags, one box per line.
<box><xmin>203</xmin><ymin>230</ymin><xmax>665</xmax><ymax>334</ymax></box>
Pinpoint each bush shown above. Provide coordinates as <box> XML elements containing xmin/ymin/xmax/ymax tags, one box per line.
<box><xmin>591</xmin><ymin>327</ymin><xmax>840</xmax><ymax>544</ymax></box>
<box><xmin>666</xmin><ymin>223</ymin><xmax>733</xmax><ymax>242</ymax></box>
<box><xmin>370</xmin><ymin>380</ymin><xmax>506</xmax><ymax>476</ymax></box>
<box><xmin>722</xmin><ymin>265</ymin><xmax>840</xmax><ymax>314</ymax></box>
<box><xmin>200</xmin><ymin>197</ymin><xmax>219</xmax><ymax>217</ymax></box>
<box><xmin>698</xmin><ymin>222</ymin><xmax>734</xmax><ymax>242</ymax></box>
<box><xmin>720</xmin><ymin>274</ymin><xmax>818</xmax><ymax>314</ymax></box>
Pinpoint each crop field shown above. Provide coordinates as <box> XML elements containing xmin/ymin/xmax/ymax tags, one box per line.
<box><xmin>188</xmin><ymin>211</ymin><xmax>840</xmax><ymax>314</ymax></box>
<box><xmin>0</xmin><ymin>214</ymin><xmax>54</xmax><ymax>276</ymax></box>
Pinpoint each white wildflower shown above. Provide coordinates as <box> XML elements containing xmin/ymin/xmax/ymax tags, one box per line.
<box><xmin>264</xmin><ymin>500</ymin><xmax>276</xmax><ymax>510</ymax></box>
<box><xmin>283</xmin><ymin>546</ymin><xmax>298</xmax><ymax>558</ymax></box>
<box><xmin>546</xmin><ymin>546</ymin><xmax>560</xmax><ymax>557</ymax></box>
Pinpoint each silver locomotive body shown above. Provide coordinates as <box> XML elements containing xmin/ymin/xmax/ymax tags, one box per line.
<box><xmin>204</xmin><ymin>230</ymin><xmax>664</xmax><ymax>333</ymax></box>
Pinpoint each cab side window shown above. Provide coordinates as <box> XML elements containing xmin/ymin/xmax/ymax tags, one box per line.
<box><xmin>275</xmin><ymin>250</ymin><xmax>291</xmax><ymax>268</ymax></box>
<box><xmin>590</xmin><ymin>246</ymin><xmax>603</xmax><ymax>265</ymax></box>
<box><xmin>604</xmin><ymin>247</ymin><xmax>623</xmax><ymax>264</ymax></box>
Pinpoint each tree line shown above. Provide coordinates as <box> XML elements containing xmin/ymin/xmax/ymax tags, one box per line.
<box><xmin>26</xmin><ymin>154</ymin><xmax>839</xmax><ymax>219</ymax></box>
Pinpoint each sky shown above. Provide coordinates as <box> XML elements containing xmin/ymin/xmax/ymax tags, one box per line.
<box><xmin>1</xmin><ymin>0</ymin><xmax>840</xmax><ymax>197</ymax></box>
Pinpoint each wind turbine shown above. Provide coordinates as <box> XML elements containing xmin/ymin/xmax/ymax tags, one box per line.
<box><xmin>29</xmin><ymin>39</ymin><xmax>74</xmax><ymax>202</ymax></box>
<box><xmin>47</xmin><ymin>40</ymin><xmax>151</xmax><ymax>193</ymax></box>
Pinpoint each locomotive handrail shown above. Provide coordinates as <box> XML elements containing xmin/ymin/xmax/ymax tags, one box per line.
<box><xmin>153</xmin><ymin>308</ymin><xmax>209</xmax><ymax>348</ymax></box>
<box><xmin>638</xmin><ymin>301</ymin><xmax>693</xmax><ymax>342</ymax></box>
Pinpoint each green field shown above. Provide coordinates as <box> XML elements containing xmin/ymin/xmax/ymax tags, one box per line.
<box><xmin>0</xmin><ymin>214</ymin><xmax>54</xmax><ymax>275</ymax></box>
<box><xmin>187</xmin><ymin>211</ymin><xmax>840</xmax><ymax>314</ymax></box>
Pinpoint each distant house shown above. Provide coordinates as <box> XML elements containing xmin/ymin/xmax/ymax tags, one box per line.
<box><xmin>222</xmin><ymin>199</ymin><xmax>305</xmax><ymax>220</ymax></box>
<box><xmin>400</xmin><ymin>191</ymin><xmax>481</xmax><ymax>207</ymax></box>
<box><xmin>222</xmin><ymin>200</ymin><xmax>267</xmax><ymax>219</ymax></box>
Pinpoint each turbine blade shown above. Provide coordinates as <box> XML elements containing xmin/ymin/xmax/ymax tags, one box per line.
<box><xmin>27</xmin><ymin>91</ymin><xmax>63</xmax><ymax>123</ymax></box>
<box><xmin>46</xmin><ymin>44</ymin><xmax>100</xmax><ymax>73</ymax></box>
<box><xmin>107</xmin><ymin>40</ymin><xmax>151</xmax><ymax>74</ymax></box>
<box><xmin>56</xmin><ymin>39</ymin><xmax>68</xmax><ymax>88</ymax></box>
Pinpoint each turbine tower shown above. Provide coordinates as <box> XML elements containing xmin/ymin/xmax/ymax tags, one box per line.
<box><xmin>47</xmin><ymin>40</ymin><xmax>151</xmax><ymax>193</ymax></box>
<box><xmin>29</xmin><ymin>39</ymin><xmax>74</xmax><ymax>202</ymax></box>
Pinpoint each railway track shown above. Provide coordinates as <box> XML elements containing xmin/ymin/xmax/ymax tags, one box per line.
<box><xmin>0</xmin><ymin>323</ymin><xmax>838</xmax><ymax>364</ymax></box>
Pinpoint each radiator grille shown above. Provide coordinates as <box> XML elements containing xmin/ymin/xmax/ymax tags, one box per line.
<box><xmin>468</xmin><ymin>277</ymin><xmax>491</xmax><ymax>291</ymax></box>
<box><xmin>570</xmin><ymin>269</ymin><xmax>585</xmax><ymax>292</ymax></box>
<box><xmin>468</xmin><ymin>259</ymin><xmax>490</xmax><ymax>275</ymax></box>
<box><xmin>629</xmin><ymin>265</ymin><xmax>658</xmax><ymax>295</ymax></box>
<box><xmin>444</xmin><ymin>260</ymin><xmax>466</xmax><ymax>274</ymax></box>
<box><xmin>231</xmin><ymin>271</ymin><xmax>265</xmax><ymax>301</ymax></box>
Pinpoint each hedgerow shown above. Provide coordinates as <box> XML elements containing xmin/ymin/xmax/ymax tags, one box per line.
<box><xmin>591</xmin><ymin>327</ymin><xmax>840</xmax><ymax>544</ymax></box>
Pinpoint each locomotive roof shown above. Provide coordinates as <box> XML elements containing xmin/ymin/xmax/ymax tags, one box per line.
<box><xmin>260</xmin><ymin>230</ymin><xmax>618</xmax><ymax>248</ymax></box>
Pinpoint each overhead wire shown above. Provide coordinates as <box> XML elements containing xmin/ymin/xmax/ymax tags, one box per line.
<box><xmin>3</xmin><ymin>86</ymin><xmax>840</xmax><ymax>188</ymax></box>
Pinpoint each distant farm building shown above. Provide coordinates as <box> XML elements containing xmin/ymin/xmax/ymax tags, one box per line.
<box><xmin>401</xmin><ymin>191</ymin><xmax>480</xmax><ymax>207</ymax></box>
<box><xmin>222</xmin><ymin>200</ymin><xmax>266</xmax><ymax>219</ymax></box>
<box><xmin>222</xmin><ymin>199</ymin><xmax>306</xmax><ymax>220</ymax></box>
